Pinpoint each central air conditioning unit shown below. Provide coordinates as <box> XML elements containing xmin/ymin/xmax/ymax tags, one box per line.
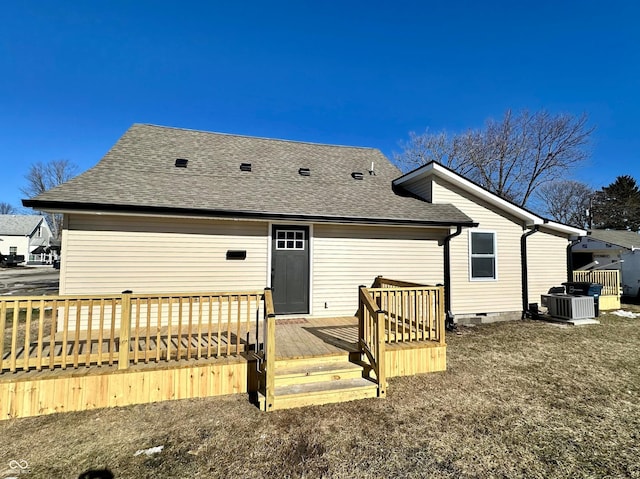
<box><xmin>541</xmin><ymin>295</ymin><xmax>595</xmax><ymax>320</ymax></box>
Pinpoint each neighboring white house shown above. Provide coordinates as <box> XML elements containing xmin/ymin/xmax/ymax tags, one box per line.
<box><xmin>0</xmin><ymin>215</ymin><xmax>55</xmax><ymax>265</ymax></box>
<box><xmin>572</xmin><ymin>229</ymin><xmax>640</xmax><ymax>299</ymax></box>
<box><xmin>23</xmin><ymin>124</ymin><xmax>585</xmax><ymax>323</ymax></box>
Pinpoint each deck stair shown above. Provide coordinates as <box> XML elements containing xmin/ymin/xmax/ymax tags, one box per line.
<box><xmin>258</xmin><ymin>353</ymin><xmax>379</xmax><ymax>410</ymax></box>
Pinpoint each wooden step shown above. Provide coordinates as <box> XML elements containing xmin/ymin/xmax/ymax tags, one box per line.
<box><xmin>274</xmin><ymin>360</ymin><xmax>363</xmax><ymax>386</ymax></box>
<box><xmin>274</xmin><ymin>353</ymin><xmax>350</xmax><ymax>370</ymax></box>
<box><xmin>261</xmin><ymin>377</ymin><xmax>378</xmax><ymax>411</ymax></box>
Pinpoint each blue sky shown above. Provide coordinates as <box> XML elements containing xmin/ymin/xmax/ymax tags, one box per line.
<box><xmin>2</xmin><ymin>1</ymin><xmax>639</xmax><ymax>210</ymax></box>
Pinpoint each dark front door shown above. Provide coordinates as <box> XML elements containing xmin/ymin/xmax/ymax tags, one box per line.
<box><xmin>271</xmin><ymin>226</ymin><xmax>309</xmax><ymax>314</ymax></box>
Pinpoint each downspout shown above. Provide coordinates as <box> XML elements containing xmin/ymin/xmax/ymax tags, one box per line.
<box><xmin>521</xmin><ymin>226</ymin><xmax>539</xmax><ymax>319</ymax></box>
<box><xmin>443</xmin><ymin>226</ymin><xmax>463</xmax><ymax>330</ymax></box>
<box><xmin>567</xmin><ymin>236</ymin><xmax>582</xmax><ymax>282</ymax></box>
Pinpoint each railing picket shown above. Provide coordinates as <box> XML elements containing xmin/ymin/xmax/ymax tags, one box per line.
<box><xmin>176</xmin><ymin>297</ymin><xmax>182</xmax><ymax>361</ymax></box>
<box><xmin>9</xmin><ymin>301</ymin><xmax>20</xmax><ymax>372</ymax></box>
<box><xmin>186</xmin><ymin>297</ymin><xmax>193</xmax><ymax>360</ymax></box>
<box><xmin>145</xmin><ymin>297</ymin><xmax>152</xmax><ymax>363</ymax></box>
<box><xmin>226</xmin><ymin>295</ymin><xmax>232</xmax><ymax>356</ymax></box>
<box><xmin>85</xmin><ymin>299</ymin><xmax>93</xmax><ymax>367</ymax></box>
<box><xmin>0</xmin><ymin>301</ymin><xmax>5</xmax><ymax>371</ymax></box>
<box><xmin>155</xmin><ymin>298</ymin><xmax>162</xmax><ymax>362</ymax></box>
<box><xmin>36</xmin><ymin>299</ymin><xmax>45</xmax><ymax>371</ymax></box>
<box><xmin>72</xmin><ymin>300</ymin><xmax>82</xmax><ymax>368</ymax></box>
<box><xmin>108</xmin><ymin>298</ymin><xmax>116</xmax><ymax>366</ymax></box>
<box><xmin>166</xmin><ymin>296</ymin><xmax>173</xmax><ymax>362</ymax></box>
<box><xmin>49</xmin><ymin>300</ymin><xmax>58</xmax><ymax>370</ymax></box>
<box><xmin>22</xmin><ymin>300</ymin><xmax>32</xmax><ymax>371</ymax></box>
<box><xmin>197</xmin><ymin>296</ymin><xmax>203</xmax><ymax>360</ymax></box>
<box><xmin>217</xmin><ymin>296</ymin><xmax>222</xmax><ymax>357</ymax></box>
<box><xmin>133</xmin><ymin>298</ymin><xmax>141</xmax><ymax>364</ymax></box>
<box><xmin>235</xmin><ymin>295</ymin><xmax>242</xmax><ymax>355</ymax></box>
<box><xmin>61</xmin><ymin>299</ymin><xmax>70</xmax><ymax>369</ymax></box>
<box><xmin>97</xmin><ymin>299</ymin><xmax>105</xmax><ymax>366</ymax></box>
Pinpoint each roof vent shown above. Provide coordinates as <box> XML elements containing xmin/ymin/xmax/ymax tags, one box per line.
<box><xmin>298</xmin><ymin>168</ymin><xmax>310</xmax><ymax>176</ymax></box>
<box><xmin>175</xmin><ymin>158</ymin><xmax>188</xmax><ymax>168</ymax></box>
<box><xmin>351</xmin><ymin>172</ymin><xmax>364</xmax><ymax>180</ymax></box>
<box><xmin>240</xmin><ymin>163</ymin><xmax>252</xmax><ymax>172</ymax></box>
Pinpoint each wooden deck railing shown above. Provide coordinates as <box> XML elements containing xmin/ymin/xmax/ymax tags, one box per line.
<box><xmin>0</xmin><ymin>290</ymin><xmax>270</xmax><ymax>374</ymax></box>
<box><xmin>358</xmin><ymin>286</ymin><xmax>386</xmax><ymax>397</ymax></box>
<box><xmin>370</xmin><ymin>276</ymin><xmax>445</xmax><ymax>344</ymax></box>
<box><xmin>573</xmin><ymin>270</ymin><xmax>621</xmax><ymax>297</ymax></box>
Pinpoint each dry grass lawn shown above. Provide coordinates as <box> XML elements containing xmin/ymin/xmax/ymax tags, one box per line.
<box><xmin>2</xmin><ymin>308</ymin><xmax>639</xmax><ymax>479</ymax></box>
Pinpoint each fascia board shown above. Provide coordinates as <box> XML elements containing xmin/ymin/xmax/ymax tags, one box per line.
<box><xmin>394</xmin><ymin>163</ymin><xmax>542</xmax><ymax>226</ymax></box>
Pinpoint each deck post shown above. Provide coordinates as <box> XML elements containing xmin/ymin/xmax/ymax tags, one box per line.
<box><xmin>118</xmin><ymin>290</ymin><xmax>133</xmax><ymax>370</ymax></box>
<box><xmin>376</xmin><ymin>309</ymin><xmax>386</xmax><ymax>398</ymax></box>
<box><xmin>358</xmin><ymin>286</ymin><xmax>366</xmax><ymax>352</ymax></box>
<box><xmin>263</xmin><ymin>288</ymin><xmax>276</xmax><ymax>411</ymax></box>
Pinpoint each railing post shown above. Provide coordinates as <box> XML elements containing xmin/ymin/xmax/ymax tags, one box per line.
<box><xmin>358</xmin><ymin>286</ymin><xmax>366</xmax><ymax>350</ymax></box>
<box><xmin>438</xmin><ymin>286</ymin><xmax>446</xmax><ymax>345</ymax></box>
<box><xmin>376</xmin><ymin>309</ymin><xmax>386</xmax><ymax>398</ymax></box>
<box><xmin>263</xmin><ymin>288</ymin><xmax>276</xmax><ymax>411</ymax></box>
<box><xmin>118</xmin><ymin>290</ymin><xmax>132</xmax><ymax>370</ymax></box>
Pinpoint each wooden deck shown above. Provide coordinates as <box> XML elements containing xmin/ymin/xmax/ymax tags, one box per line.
<box><xmin>1</xmin><ymin>280</ymin><xmax>447</xmax><ymax>418</ymax></box>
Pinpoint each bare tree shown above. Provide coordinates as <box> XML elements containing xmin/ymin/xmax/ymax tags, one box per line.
<box><xmin>394</xmin><ymin>109</ymin><xmax>594</xmax><ymax>207</ymax></box>
<box><xmin>21</xmin><ymin>159</ymin><xmax>79</xmax><ymax>238</ymax></box>
<box><xmin>535</xmin><ymin>180</ymin><xmax>593</xmax><ymax>228</ymax></box>
<box><xmin>0</xmin><ymin>202</ymin><xmax>16</xmax><ymax>214</ymax></box>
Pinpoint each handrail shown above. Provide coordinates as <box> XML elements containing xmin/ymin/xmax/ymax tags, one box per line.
<box><xmin>262</xmin><ymin>288</ymin><xmax>276</xmax><ymax>411</ymax></box>
<box><xmin>358</xmin><ymin>286</ymin><xmax>386</xmax><ymax>397</ymax></box>
<box><xmin>374</xmin><ymin>276</ymin><xmax>429</xmax><ymax>288</ymax></box>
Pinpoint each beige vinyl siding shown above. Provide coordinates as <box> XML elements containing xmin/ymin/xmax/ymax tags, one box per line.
<box><xmin>61</xmin><ymin>214</ymin><xmax>268</xmax><ymax>295</ymax></box>
<box><xmin>431</xmin><ymin>177</ymin><xmax>524</xmax><ymax>315</ymax></box>
<box><xmin>527</xmin><ymin>229</ymin><xmax>570</xmax><ymax>305</ymax></box>
<box><xmin>312</xmin><ymin>224</ymin><xmax>447</xmax><ymax>317</ymax></box>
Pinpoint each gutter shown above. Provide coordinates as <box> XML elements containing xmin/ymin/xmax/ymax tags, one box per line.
<box><xmin>21</xmin><ymin>199</ymin><xmax>477</xmax><ymax>229</ymax></box>
<box><xmin>520</xmin><ymin>226</ymin><xmax>539</xmax><ymax>319</ymax></box>
<box><xmin>443</xmin><ymin>225</ymin><xmax>463</xmax><ymax>330</ymax></box>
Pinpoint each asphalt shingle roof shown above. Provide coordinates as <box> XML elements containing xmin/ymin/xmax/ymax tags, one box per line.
<box><xmin>588</xmin><ymin>229</ymin><xmax>640</xmax><ymax>250</ymax></box>
<box><xmin>24</xmin><ymin>124</ymin><xmax>474</xmax><ymax>226</ymax></box>
<box><xmin>0</xmin><ymin>215</ymin><xmax>43</xmax><ymax>236</ymax></box>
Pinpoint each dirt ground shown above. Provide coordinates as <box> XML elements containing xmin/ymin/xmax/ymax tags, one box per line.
<box><xmin>1</xmin><ymin>307</ymin><xmax>639</xmax><ymax>479</ymax></box>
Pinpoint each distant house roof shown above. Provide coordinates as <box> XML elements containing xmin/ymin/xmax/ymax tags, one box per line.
<box><xmin>0</xmin><ymin>215</ymin><xmax>44</xmax><ymax>236</ymax></box>
<box><xmin>23</xmin><ymin>124</ymin><xmax>475</xmax><ymax>227</ymax></box>
<box><xmin>587</xmin><ymin>229</ymin><xmax>640</xmax><ymax>251</ymax></box>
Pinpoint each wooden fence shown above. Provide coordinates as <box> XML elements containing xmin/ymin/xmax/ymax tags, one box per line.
<box><xmin>572</xmin><ymin>270</ymin><xmax>620</xmax><ymax>297</ymax></box>
<box><xmin>0</xmin><ymin>290</ymin><xmax>269</xmax><ymax>374</ymax></box>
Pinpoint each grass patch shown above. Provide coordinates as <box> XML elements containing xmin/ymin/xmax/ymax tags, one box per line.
<box><xmin>1</xmin><ymin>309</ymin><xmax>640</xmax><ymax>478</ymax></box>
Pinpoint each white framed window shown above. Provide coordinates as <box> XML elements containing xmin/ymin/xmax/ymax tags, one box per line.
<box><xmin>275</xmin><ymin>229</ymin><xmax>305</xmax><ymax>250</ymax></box>
<box><xmin>469</xmin><ymin>230</ymin><xmax>497</xmax><ymax>281</ymax></box>
<box><xmin>9</xmin><ymin>246</ymin><xmax>17</xmax><ymax>255</ymax></box>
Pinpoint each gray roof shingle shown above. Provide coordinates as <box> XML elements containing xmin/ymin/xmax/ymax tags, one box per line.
<box><xmin>0</xmin><ymin>215</ymin><xmax>43</xmax><ymax>236</ymax></box>
<box><xmin>588</xmin><ymin>229</ymin><xmax>640</xmax><ymax>250</ymax></box>
<box><xmin>24</xmin><ymin>124</ymin><xmax>474</xmax><ymax>226</ymax></box>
